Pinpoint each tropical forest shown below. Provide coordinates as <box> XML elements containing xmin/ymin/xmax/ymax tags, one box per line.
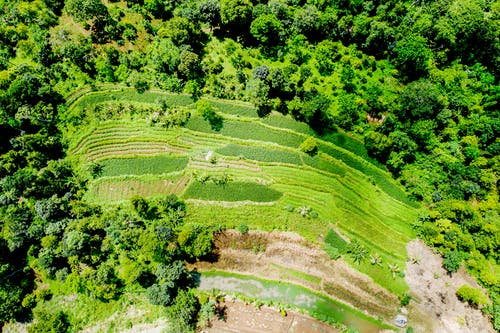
<box><xmin>0</xmin><ymin>0</ymin><xmax>498</xmax><ymax>331</ymax></box>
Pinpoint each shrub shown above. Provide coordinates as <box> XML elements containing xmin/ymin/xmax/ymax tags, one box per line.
<box><xmin>237</xmin><ymin>223</ymin><xmax>249</xmax><ymax>234</ymax></box>
<box><xmin>442</xmin><ymin>251</ymin><xmax>463</xmax><ymax>274</ymax></box>
<box><xmin>28</xmin><ymin>309</ymin><xmax>70</xmax><ymax>333</ymax></box>
<box><xmin>300</xmin><ymin>137</ymin><xmax>318</xmax><ymax>155</ymax></box>
<box><xmin>399</xmin><ymin>293</ymin><xmax>412</xmax><ymax>306</ymax></box>
<box><xmin>456</xmin><ymin>285</ymin><xmax>489</xmax><ymax>308</ymax></box>
<box><xmin>197</xmin><ymin>100</ymin><xmax>223</xmax><ymax>131</ymax></box>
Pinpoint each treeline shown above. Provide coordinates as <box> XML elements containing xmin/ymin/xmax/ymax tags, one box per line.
<box><xmin>0</xmin><ymin>0</ymin><xmax>498</xmax><ymax>330</ymax></box>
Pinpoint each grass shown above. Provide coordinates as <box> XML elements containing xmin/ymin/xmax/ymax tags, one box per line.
<box><xmin>183</xmin><ymin>181</ymin><xmax>283</xmax><ymax>202</ymax></box>
<box><xmin>65</xmin><ymin>86</ymin><xmax>420</xmax><ymax>296</ymax></box>
<box><xmin>185</xmin><ymin>202</ymin><xmax>324</xmax><ymax>241</ymax></box>
<box><xmin>262</xmin><ymin>113</ymin><xmax>316</xmax><ymax>135</ymax></box>
<box><xmin>30</xmin><ymin>289</ymin><xmax>168</xmax><ymax>332</ymax></box>
<box><xmin>85</xmin><ymin>175</ymin><xmax>188</xmax><ymax>203</ymax></box>
<box><xmin>99</xmin><ymin>155</ymin><xmax>188</xmax><ymax>177</ymax></box>
<box><xmin>324</xmin><ymin>230</ymin><xmax>348</xmax><ymax>253</ymax></box>
<box><xmin>69</xmin><ymin>88</ymin><xmax>193</xmax><ymax>114</ymax></box>
<box><xmin>269</xmin><ymin>263</ymin><xmax>322</xmax><ymax>286</ymax></box>
<box><xmin>217</xmin><ymin>144</ymin><xmax>303</xmax><ymax>165</ymax></box>
<box><xmin>207</xmin><ymin>99</ymin><xmax>257</xmax><ymax>117</ymax></box>
<box><xmin>186</xmin><ymin>115</ymin><xmax>304</xmax><ymax>148</ymax></box>
<box><xmin>320</xmin><ymin>131</ymin><xmax>384</xmax><ymax>168</ymax></box>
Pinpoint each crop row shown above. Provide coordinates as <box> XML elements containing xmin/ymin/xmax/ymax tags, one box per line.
<box><xmin>217</xmin><ymin>144</ymin><xmax>303</xmax><ymax>165</ymax></box>
<box><xmin>185</xmin><ymin>116</ymin><xmax>305</xmax><ymax>148</ymax></box>
<box><xmin>86</xmin><ymin>176</ymin><xmax>189</xmax><ymax>202</ymax></box>
<box><xmin>99</xmin><ymin>156</ymin><xmax>189</xmax><ymax>177</ymax></box>
<box><xmin>183</xmin><ymin>181</ymin><xmax>283</xmax><ymax>202</ymax></box>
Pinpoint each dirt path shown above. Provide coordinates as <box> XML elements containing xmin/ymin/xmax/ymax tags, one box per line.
<box><xmin>203</xmin><ymin>299</ymin><xmax>338</xmax><ymax>333</ymax></box>
<box><xmin>405</xmin><ymin>239</ymin><xmax>494</xmax><ymax>333</ymax></box>
<box><xmin>191</xmin><ymin>230</ymin><xmax>399</xmax><ymax>326</ymax></box>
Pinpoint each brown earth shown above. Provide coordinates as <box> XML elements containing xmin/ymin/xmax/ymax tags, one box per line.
<box><xmin>191</xmin><ymin>230</ymin><xmax>400</xmax><ymax>326</ymax></box>
<box><xmin>193</xmin><ymin>231</ymin><xmax>495</xmax><ymax>333</ymax></box>
<box><xmin>202</xmin><ymin>298</ymin><xmax>339</xmax><ymax>333</ymax></box>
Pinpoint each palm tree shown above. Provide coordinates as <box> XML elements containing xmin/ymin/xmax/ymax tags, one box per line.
<box><xmin>370</xmin><ymin>253</ymin><xmax>383</xmax><ymax>266</ymax></box>
<box><xmin>388</xmin><ymin>263</ymin><xmax>400</xmax><ymax>279</ymax></box>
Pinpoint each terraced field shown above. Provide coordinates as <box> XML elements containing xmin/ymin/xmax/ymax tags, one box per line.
<box><xmin>65</xmin><ymin>86</ymin><xmax>419</xmax><ymax>297</ymax></box>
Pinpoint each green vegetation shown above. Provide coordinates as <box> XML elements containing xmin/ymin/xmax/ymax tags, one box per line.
<box><xmin>217</xmin><ymin>144</ymin><xmax>303</xmax><ymax>165</ymax></box>
<box><xmin>199</xmin><ymin>270</ymin><xmax>391</xmax><ymax>331</ymax></box>
<box><xmin>184</xmin><ymin>181</ymin><xmax>283</xmax><ymax>202</ymax></box>
<box><xmin>0</xmin><ymin>0</ymin><xmax>497</xmax><ymax>330</ymax></box>
<box><xmin>98</xmin><ymin>156</ymin><xmax>188</xmax><ymax>177</ymax></box>
<box><xmin>456</xmin><ymin>285</ymin><xmax>489</xmax><ymax>308</ymax></box>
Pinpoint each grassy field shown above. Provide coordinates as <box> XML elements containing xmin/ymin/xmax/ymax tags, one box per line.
<box><xmin>184</xmin><ymin>181</ymin><xmax>283</xmax><ymax>202</ymax></box>
<box><xmin>99</xmin><ymin>155</ymin><xmax>189</xmax><ymax>177</ymax></box>
<box><xmin>65</xmin><ymin>85</ymin><xmax>419</xmax><ymax>296</ymax></box>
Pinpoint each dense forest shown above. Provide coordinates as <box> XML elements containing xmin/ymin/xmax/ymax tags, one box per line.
<box><xmin>0</xmin><ymin>0</ymin><xmax>498</xmax><ymax>331</ymax></box>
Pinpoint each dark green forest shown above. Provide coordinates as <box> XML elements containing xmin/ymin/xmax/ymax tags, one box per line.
<box><xmin>0</xmin><ymin>0</ymin><xmax>498</xmax><ymax>330</ymax></box>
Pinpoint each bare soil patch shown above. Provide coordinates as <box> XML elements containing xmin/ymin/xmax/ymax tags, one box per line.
<box><xmin>405</xmin><ymin>239</ymin><xmax>494</xmax><ymax>333</ymax></box>
<box><xmin>203</xmin><ymin>298</ymin><xmax>338</xmax><ymax>333</ymax></box>
<box><xmin>191</xmin><ymin>230</ymin><xmax>399</xmax><ymax>325</ymax></box>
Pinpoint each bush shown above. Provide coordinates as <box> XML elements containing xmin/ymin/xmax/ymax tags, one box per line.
<box><xmin>456</xmin><ymin>284</ymin><xmax>489</xmax><ymax>308</ymax></box>
<box><xmin>167</xmin><ymin>289</ymin><xmax>200</xmax><ymax>332</ymax></box>
<box><xmin>300</xmin><ymin>137</ymin><xmax>318</xmax><ymax>155</ymax></box>
<box><xmin>28</xmin><ymin>309</ymin><xmax>70</xmax><ymax>333</ymax></box>
<box><xmin>399</xmin><ymin>293</ymin><xmax>412</xmax><ymax>306</ymax></box>
<box><xmin>237</xmin><ymin>223</ymin><xmax>249</xmax><ymax>234</ymax></box>
<box><xmin>197</xmin><ymin>100</ymin><xmax>223</xmax><ymax>131</ymax></box>
<box><xmin>442</xmin><ymin>251</ymin><xmax>463</xmax><ymax>274</ymax></box>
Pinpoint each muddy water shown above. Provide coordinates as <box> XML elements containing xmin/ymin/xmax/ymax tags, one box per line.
<box><xmin>198</xmin><ymin>271</ymin><xmax>388</xmax><ymax>333</ymax></box>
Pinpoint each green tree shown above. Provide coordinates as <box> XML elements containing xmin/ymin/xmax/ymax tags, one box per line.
<box><xmin>198</xmin><ymin>0</ymin><xmax>221</xmax><ymax>28</ymax></box>
<box><xmin>250</xmin><ymin>14</ymin><xmax>284</xmax><ymax>46</ymax></box>
<box><xmin>177</xmin><ymin>51</ymin><xmax>201</xmax><ymax>81</ymax></box>
<box><xmin>167</xmin><ymin>289</ymin><xmax>200</xmax><ymax>332</ymax></box>
<box><xmin>300</xmin><ymin>137</ymin><xmax>318</xmax><ymax>155</ymax></box>
<box><xmin>220</xmin><ymin>0</ymin><xmax>253</xmax><ymax>31</ymax></box>
<box><xmin>393</xmin><ymin>33</ymin><xmax>433</xmax><ymax>80</ymax></box>
<box><xmin>197</xmin><ymin>100</ymin><xmax>223</xmax><ymax>131</ymax></box>
<box><xmin>442</xmin><ymin>251</ymin><xmax>463</xmax><ymax>274</ymax></box>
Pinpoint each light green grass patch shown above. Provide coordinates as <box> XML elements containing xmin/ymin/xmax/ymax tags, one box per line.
<box><xmin>99</xmin><ymin>155</ymin><xmax>189</xmax><ymax>177</ymax></box>
<box><xmin>185</xmin><ymin>116</ymin><xmax>304</xmax><ymax>147</ymax></box>
<box><xmin>217</xmin><ymin>144</ymin><xmax>303</xmax><ymax>165</ymax></box>
<box><xmin>183</xmin><ymin>181</ymin><xmax>282</xmax><ymax>202</ymax></box>
<box><xmin>85</xmin><ymin>175</ymin><xmax>188</xmax><ymax>203</ymax></box>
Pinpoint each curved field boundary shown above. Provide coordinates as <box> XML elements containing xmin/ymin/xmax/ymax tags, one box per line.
<box><xmin>85</xmin><ymin>175</ymin><xmax>189</xmax><ymax>202</ymax></box>
<box><xmin>198</xmin><ymin>270</ymin><xmax>391</xmax><ymax>332</ymax></box>
<box><xmin>66</xmin><ymin>86</ymin><xmax>414</xmax><ymax>208</ymax></box>
<box><xmin>98</xmin><ymin>155</ymin><xmax>189</xmax><ymax>177</ymax></box>
<box><xmin>183</xmin><ymin>181</ymin><xmax>283</xmax><ymax>202</ymax></box>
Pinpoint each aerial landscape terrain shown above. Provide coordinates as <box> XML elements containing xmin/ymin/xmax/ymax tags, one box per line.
<box><xmin>0</xmin><ymin>0</ymin><xmax>498</xmax><ymax>332</ymax></box>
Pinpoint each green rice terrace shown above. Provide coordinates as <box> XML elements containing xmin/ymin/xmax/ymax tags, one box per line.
<box><xmin>64</xmin><ymin>85</ymin><xmax>420</xmax><ymax>330</ymax></box>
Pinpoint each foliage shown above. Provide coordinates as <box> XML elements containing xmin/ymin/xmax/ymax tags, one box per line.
<box><xmin>442</xmin><ymin>251</ymin><xmax>464</xmax><ymax>274</ymax></box>
<box><xmin>198</xmin><ymin>100</ymin><xmax>223</xmax><ymax>131</ymax></box>
<box><xmin>183</xmin><ymin>181</ymin><xmax>283</xmax><ymax>202</ymax></box>
<box><xmin>456</xmin><ymin>284</ymin><xmax>489</xmax><ymax>308</ymax></box>
<box><xmin>217</xmin><ymin>144</ymin><xmax>302</xmax><ymax>165</ymax></box>
<box><xmin>1</xmin><ymin>0</ymin><xmax>498</xmax><ymax>329</ymax></box>
<box><xmin>300</xmin><ymin>137</ymin><xmax>318</xmax><ymax>156</ymax></box>
<box><xmin>28</xmin><ymin>309</ymin><xmax>70</xmax><ymax>333</ymax></box>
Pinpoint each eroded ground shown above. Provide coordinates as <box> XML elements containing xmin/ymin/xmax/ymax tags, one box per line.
<box><xmin>405</xmin><ymin>239</ymin><xmax>494</xmax><ymax>333</ymax></box>
<box><xmin>193</xmin><ymin>231</ymin><xmax>494</xmax><ymax>333</ymax></box>
<box><xmin>203</xmin><ymin>299</ymin><xmax>338</xmax><ymax>333</ymax></box>
<box><xmin>191</xmin><ymin>230</ymin><xmax>399</xmax><ymax>326</ymax></box>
